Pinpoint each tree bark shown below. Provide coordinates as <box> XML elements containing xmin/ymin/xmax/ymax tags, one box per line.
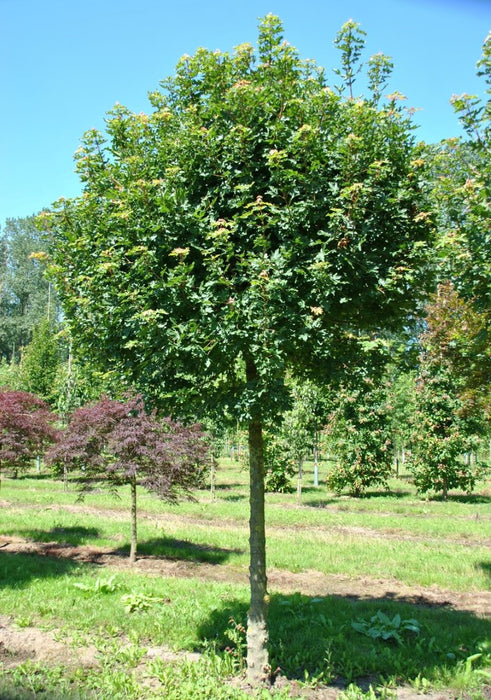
<box><xmin>245</xmin><ymin>358</ymin><xmax>269</xmax><ymax>684</ymax></box>
<box><xmin>130</xmin><ymin>476</ymin><xmax>137</xmax><ymax>563</ymax></box>
<box><xmin>313</xmin><ymin>427</ymin><xmax>319</xmax><ymax>487</ymax></box>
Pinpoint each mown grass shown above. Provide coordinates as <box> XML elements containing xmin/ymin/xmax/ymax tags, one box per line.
<box><xmin>0</xmin><ymin>460</ymin><xmax>489</xmax><ymax>698</ymax></box>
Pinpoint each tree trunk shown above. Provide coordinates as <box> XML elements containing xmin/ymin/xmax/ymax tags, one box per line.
<box><xmin>313</xmin><ymin>427</ymin><xmax>319</xmax><ymax>487</ymax></box>
<box><xmin>245</xmin><ymin>359</ymin><xmax>269</xmax><ymax>684</ymax></box>
<box><xmin>130</xmin><ymin>476</ymin><xmax>137</xmax><ymax>563</ymax></box>
<box><xmin>210</xmin><ymin>453</ymin><xmax>216</xmax><ymax>502</ymax></box>
<box><xmin>297</xmin><ymin>458</ymin><xmax>304</xmax><ymax>505</ymax></box>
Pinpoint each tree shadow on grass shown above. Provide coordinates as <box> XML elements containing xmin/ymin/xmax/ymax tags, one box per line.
<box><xmin>440</xmin><ymin>493</ymin><xmax>491</xmax><ymax>505</ymax></box>
<box><xmin>302</xmin><ymin>498</ymin><xmax>346</xmax><ymax>508</ymax></box>
<box><xmin>14</xmin><ymin>472</ymin><xmax>55</xmax><ymax>481</ymax></box>
<box><xmin>114</xmin><ymin>536</ymin><xmax>244</xmax><ymax>565</ymax></box>
<box><xmin>214</xmin><ymin>483</ymin><xmax>248</xmax><ymax>492</ymax></box>
<box><xmin>479</xmin><ymin>560</ymin><xmax>491</xmax><ymax>582</ymax></box>
<box><xmin>6</xmin><ymin>526</ymin><xmax>101</xmax><ymax>546</ymax></box>
<box><xmin>220</xmin><ymin>493</ymin><xmax>248</xmax><ymax>502</ymax></box>
<box><xmin>299</xmin><ymin>490</ymin><xmax>411</xmax><ymax>508</ymax></box>
<box><xmin>198</xmin><ymin>591</ymin><xmax>491</xmax><ymax>690</ymax></box>
<box><xmin>0</xmin><ymin>550</ymin><xmax>82</xmax><ymax>590</ymax></box>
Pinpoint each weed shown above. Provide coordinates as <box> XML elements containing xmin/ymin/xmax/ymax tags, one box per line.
<box><xmin>14</xmin><ymin>614</ymin><xmax>34</xmax><ymax>628</ymax></box>
<box><xmin>223</xmin><ymin>617</ymin><xmax>247</xmax><ymax>673</ymax></box>
<box><xmin>72</xmin><ymin>574</ymin><xmax>121</xmax><ymax>594</ymax></box>
<box><xmin>121</xmin><ymin>592</ymin><xmax>170</xmax><ymax>613</ymax></box>
<box><xmin>351</xmin><ymin>611</ymin><xmax>421</xmax><ymax>645</ymax></box>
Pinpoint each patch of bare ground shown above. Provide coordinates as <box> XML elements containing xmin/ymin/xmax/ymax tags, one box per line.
<box><xmin>0</xmin><ymin>614</ymin><xmax>98</xmax><ymax>669</ymax></box>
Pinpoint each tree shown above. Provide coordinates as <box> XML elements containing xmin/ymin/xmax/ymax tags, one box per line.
<box><xmin>408</xmin><ymin>364</ymin><xmax>485</xmax><ymax>499</ymax></box>
<box><xmin>0</xmin><ymin>217</ymin><xmax>54</xmax><ymax>362</ymax></box>
<box><xmin>422</xmin><ymin>282</ymin><xmax>490</xmax><ymax>422</ymax></box>
<box><xmin>44</xmin><ymin>16</ymin><xmax>433</xmax><ymax>682</ymax></box>
<box><xmin>264</xmin><ymin>379</ymin><xmax>322</xmax><ymax>500</ymax></box>
<box><xmin>407</xmin><ymin>284</ymin><xmax>489</xmax><ymax>499</ymax></box>
<box><xmin>46</xmin><ymin>395</ymin><xmax>209</xmax><ymax>562</ymax></box>
<box><xmin>19</xmin><ymin>317</ymin><xmax>63</xmax><ymax>405</ymax></box>
<box><xmin>444</xmin><ymin>31</ymin><xmax>490</xmax><ymax>310</ymax></box>
<box><xmin>0</xmin><ymin>390</ymin><xmax>57</xmax><ymax>487</ymax></box>
<box><xmin>428</xmin><ymin>33</ymin><xmax>490</xmax><ymax>415</ymax></box>
<box><xmin>325</xmin><ymin>375</ymin><xmax>394</xmax><ymax>496</ymax></box>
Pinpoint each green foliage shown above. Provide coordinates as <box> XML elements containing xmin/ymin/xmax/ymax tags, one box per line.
<box><xmin>264</xmin><ymin>379</ymin><xmax>322</xmax><ymax>492</ymax></box>
<box><xmin>121</xmin><ymin>593</ymin><xmax>168</xmax><ymax>613</ymax></box>
<box><xmin>19</xmin><ymin>317</ymin><xmax>63</xmax><ymax>404</ymax></box>
<box><xmin>44</xmin><ymin>15</ymin><xmax>434</xmax><ymax>422</ymax></box>
<box><xmin>72</xmin><ymin>575</ymin><xmax>120</xmax><ymax>594</ymax></box>
<box><xmin>263</xmin><ymin>430</ymin><xmax>297</xmax><ymax>492</ymax></box>
<box><xmin>0</xmin><ymin>216</ymin><xmax>55</xmax><ymax>362</ymax></box>
<box><xmin>326</xmin><ymin>376</ymin><xmax>394</xmax><ymax>496</ymax></box>
<box><xmin>0</xmin><ymin>357</ymin><xmax>22</xmax><ymax>390</ymax></box>
<box><xmin>421</xmin><ymin>282</ymin><xmax>490</xmax><ymax>425</ymax></box>
<box><xmin>386</xmin><ymin>368</ymin><xmax>417</xmax><ymax>460</ymax></box>
<box><xmin>408</xmin><ymin>364</ymin><xmax>486</xmax><ymax>498</ymax></box>
<box><xmin>408</xmin><ymin>280</ymin><xmax>489</xmax><ymax>499</ymax></box>
<box><xmin>333</xmin><ymin>19</ymin><xmax>367</xmax><ymax>98</ymax></box>
<box><xmin>351</xmin><ymin>611</ymin><xmax>421</xmax><ymax>645</ymax></box>
<box><xmin>428</xmin><ymin>33</ymin><xmax>491</xmax><ymax>436</ymax></box>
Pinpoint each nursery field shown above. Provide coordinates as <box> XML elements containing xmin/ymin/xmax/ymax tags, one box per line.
<box><xmin>0</xmin><ymin>459</ymin><xmax>489</xmax><ymax>699</ymax></box>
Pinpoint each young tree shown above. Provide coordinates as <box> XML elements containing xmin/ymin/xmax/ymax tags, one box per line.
<box><xmin>407</xmin><ymin>284</ymin><xmax>489</xmax><ymax>498</ymax></box>
<box><xmin>408</xmin><ymin>364</ymin><xmax>484</xmax><ymax>499</ymax></box>
<box><xmin>20</xmin><ymin>317</ymin><xmax>63</xmax><ymax>405</ymax></box>
<box><xmin>0</xmin><ymin>390</ymin><xmax>57</xmax><ymax>486</ymax></box>
<box><xmin>44</xmin><ymin>16</ymin><xmax>433</xmax><ymax>681</ymax></box>
<box><xmin>326</xmin><ymin>375</ymin><xmax>394</xmax><ymax>496</ymax></box>
<box><xmin>422</xmin><ymin>282</ymin><xmax>490</xmax><ymax>422</ymax></box>
<box><xmin>46</xmin><ymin>395</ymin><xmax>209</xmax><ymax>562</ymax></box>
<box><xmin>264</xmin><ymin>379</ymin><xmax>321</xmax><ymax>500</ymax></box>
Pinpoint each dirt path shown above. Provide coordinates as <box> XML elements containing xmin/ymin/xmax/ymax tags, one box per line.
<box><xmin>1</xmin><ymin>535</ymin><xmax>489</xmax><ymax>616</ymax></box>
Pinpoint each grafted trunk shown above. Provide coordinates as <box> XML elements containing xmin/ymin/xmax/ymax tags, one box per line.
<box><xmin>245</xmin><ymin>358</ymin><xmax>269</xmax><ymax>684</ymax></box>
<box><xmin>129</xmin><ymin>476</ymin><xmax>137</xmax><ymax>563</ymax></box>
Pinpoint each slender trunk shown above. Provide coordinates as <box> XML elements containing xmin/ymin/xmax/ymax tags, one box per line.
<box><xmin>245</xmin><ymin>358</ymin><xmax>269</xmax><ymax>684</ymax></box>
<box><xmin>297</xmin><ymin>458</ymin><xmax>304</xmax><ymax>506</ymax></box>
<box><xmin>130</xmin><ymin>476</ymin><xmax>137</xmax><ymax>564</ymax></box>
<box><xmin>313</xmin><ymin>427</ymin><xmax>319</xmax><ymax>487</ymax></box>
<box><xmin>210</xmin><ymin>453</ymin><xmax>216</xmax><ymax>502</ymax></box>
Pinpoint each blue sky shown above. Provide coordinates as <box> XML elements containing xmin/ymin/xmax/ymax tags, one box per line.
<box><xmin>1</xmin><ymin>0</ymin><xmax>490</xmax><ymax>228</ymax></box>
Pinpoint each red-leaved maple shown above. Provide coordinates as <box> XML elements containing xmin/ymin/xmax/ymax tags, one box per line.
<box><xmin>46</xmin><ymin>395</ymin><xmax>209</xmax><ymax>561</ymax></box>
<box><xmin>0</xmin><ymin>390</ymin><xmax>58</xmax><ymax>486</ymax></box>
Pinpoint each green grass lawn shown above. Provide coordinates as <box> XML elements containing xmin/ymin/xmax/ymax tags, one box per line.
<box><xmin>0</xmin><ymin>460</ymin><xmax>489</xmax><ymax>699</ymax></box>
